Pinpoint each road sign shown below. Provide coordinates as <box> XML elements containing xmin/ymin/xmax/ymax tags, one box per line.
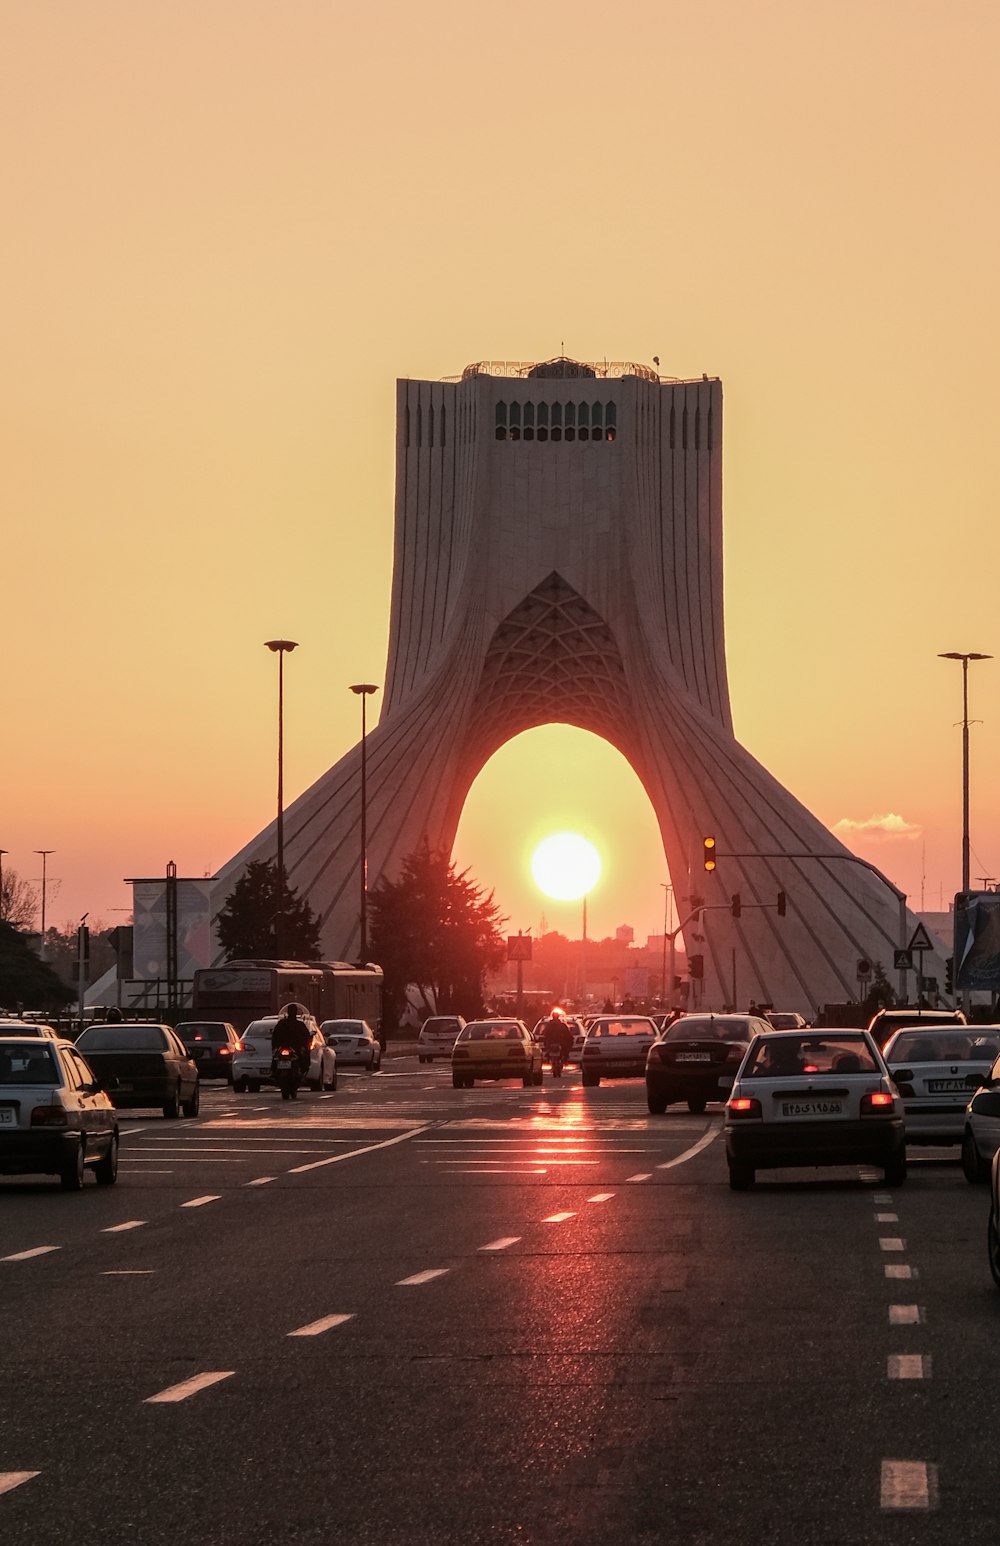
<box><xmin>908</xmin><ymin>923</ymin><xmax>934</xmax><ymax>953</ymax></box>
<box><xmin>893</xmin><ymin>948</ymin><xmax>914</xmax><ymax>971</ymax></box>
<box><xmin>857</xmin><ymin>959</ymin><xmax>872</xmax><ymax>978</ymax></box>
<box><xmin>506</xmin><ymin>934</ymin><xmax>532</xmax><ymax>961</ymax></box>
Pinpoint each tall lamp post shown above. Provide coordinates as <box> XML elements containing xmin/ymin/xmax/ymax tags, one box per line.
<box><xmin>264</xmin><ymin>640</ymin><xmax>298</xmax><ymax>958</ymax></box>
<box><xmin>938</xmin><ymin>652</ymin><xmax>992</xmax><ymax>894</ymax></box>
<box><xmin>349</xmin><ymin>683</ymin><xmax>379</xmax><ymax>962</ymax></box>
<box><xmin>34</xmin><ymin>850</ymin><xmax>54</xmax><ymax>959</ymax></box>
<box><xmin>0</xmin><ymin>849</ymin><xmax>8</xmax><ymax>921</ymax></box>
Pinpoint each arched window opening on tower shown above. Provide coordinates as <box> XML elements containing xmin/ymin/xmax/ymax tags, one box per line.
<box><xmin>496</xmin><ymin>402</ymin><xmax>506</xmax><ymax>441</ymax></box>
<box><xmin>523</xmin><ymin>401</ymin><xmax>535</xmax><ymax>441</ymax></box>
<box><xmin>492</xmin><ymin>398</ymin><xmax>618</xmax><ymax>445</ymax></box>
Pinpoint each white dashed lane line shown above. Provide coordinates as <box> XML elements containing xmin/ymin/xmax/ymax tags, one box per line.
<box><xmin>102</xmin><ymin>1270</ymin><xmax>154</xmax><ymax>1276</ymax></box>
<box><xmin>587</xmin><ymin>1193</ymin><xmax>614</xmax><ymax>1203</ymax></box>
<box><xmin>888</xmin><ymin>1354</ymin><xmax>931</xmax><ymax>1380</ymax></box>
<box><xmin>2</xmin><ymin>1247</ymin><xmax>60</xmax><ymax>1262</ymax></box>
<box><xmin>101</xmin><ymin>1220</ymin><xmax>147</xmax><ymax>1233</ymax></box>
<box><xmin>479</xmin><ymin>1238</ymin><xmax>520</xmax><ymax>1251</ymax></box>
<box><xmin>541</xmin><ymin>1211</ymin><xmax>576</xmax><ymax>1224</ymax></box>
<box><xmin>889</xmin><ymin>1304</ymin><xmax>922</xmax><ymax>1325</ymax></box>
<box><xmin>885</xmin><ymin>1264</ymin><xmax>916</xmax><ymax>1279</ymax></box>
<box><xmin>180</xmin><ymin>1195</ymin><xmax>220</xmax><ymax>1209</ymax></box>
<box><xmin>396</xmin><ymin>1269</ymin><xmax>449</xmax><ymax>1286</ymax></box>
<box><xmin>288</xmin><ymin>1313</ymin><xmax>354</xmax><ymax>1337</ymax></box>
<box><xmin>144</xmin><ymin>1371</ymin><xmax>235</xmax><ymax>1404</ymax></box>
<box><xmin>626</xmin><ymin>1173</ymin><xmax>652</xmax><ymax>1182</ymax></box>
<box><xmin>879</xmin><ymin>1237</ymin><xmax>905</xmax><ymax>1252</ymax></box>
<box><xmin>0</xmin><ymin>1472</ymin><xmax>39</xmax><ymax>1497</ymax></box>
<box><xmin>876</xmin><ymin>1212</ymin><xmax>898</xmax><ymax>1223</ymax></box>
<box><xmin>245</xmin><ymin>1176</ymin><xmax>276</xmax><ymax>1186</ymax></box>
<box><xmin>881</xmin><ymin>1460</ymin><xmax>937</xmax><ymax>1510</ymax></box>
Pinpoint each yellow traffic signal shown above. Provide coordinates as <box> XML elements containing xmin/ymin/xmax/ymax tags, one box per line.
<box><xmin>703</xmin><ymin>836</ymin><xmax>716</xmax><ymax>872</ymax></box>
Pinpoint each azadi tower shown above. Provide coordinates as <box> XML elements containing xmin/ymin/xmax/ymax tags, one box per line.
<box><xmin>215</xmin><ymin>357</ymin><xmax>942</xmax><ymax>1016</ymax></box>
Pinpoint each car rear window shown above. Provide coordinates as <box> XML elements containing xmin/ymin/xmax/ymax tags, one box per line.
<box><xmin>742</xmin><ymin>1035</ymin><xmax>879</xmax><ymax>1077</ymax></box>
<box><xmin>423</xmin><ymin>1020</ymin><xmax>460</xmax><ymax>1032</ymax></box>
<box><xmin>323</xmin><ymin>1022</ymin><xmax>364</xmax><ymax>1034</ymax></box>
<box><xmin>887</xmin><ymin>1030</ymin><xmax>1000</xmax><ymax>1063</ymax></box>
<box><xmin>665</xmin><ymin>1018</ymin><xmax>750</xmax><ymax>1042</ymax></box>
<box><xmin>0</xmin><ymin>1045</ymin><xmax>58</xmax><ymax>1084</ymax></box>
<box><xmin>77</xmin><ymin>1027</ymin><xmax>169</xmax><ymax>1053</ymax></box>
<box><xmin>177</xmin><ymin>1023</ymin><xmax>228</xmax><ymax>1039</ymax></box>
<box><xmin>460</xmin><ymin>1023</ymin><xmax>522</xmax><ymax>1041</ymax></box>
<box><xmin>588</xmin><ymin>1019</ymin><xmax>656</xmax><ymax>1038</ymax></box>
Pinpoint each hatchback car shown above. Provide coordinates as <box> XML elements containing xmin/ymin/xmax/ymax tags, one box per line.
<box><xmin>580</xmin><ymin>1016</ymin><xmax>658</xmax><ymax>1088</ymax></box>
<box><xmin>867</xmin><ymin>1007</ymin><xmax>967</xmax><ymax>1049</ymax></box>
<box><xmin>882</xmin><ymin>1025</ymin><xmax>1000</xmax><ymax>1148</ymax></box>
<box><xmin>451</xmin><ymin>1020</ymin><xmax>543</xmax><ymax>1088</ymax></box>
<box><xmin>320</xmin><ymin>1019</ymin><xmax>380</xmax><ymax>1071</ymax></box>
<box><xmin>724</xmin><ymin>1029</ymin><xmax>906</xmax><ymax>1190</ymax></box>
<box><xmin>0</xmin><ymin>1019</ymin><xmax>59</xmax><ymax>1039</ymax></box>
<box><xmin>646</xmin><ymin>1013</ymin><xmax>772</xmax><ymax>1113</ymax></box>
<box><xmin>0</xmin><ymin>1036</ymin><xmax>119</xmax><ymax>1189</ymax></box>
<box><xmin>418</xmin><ymin>1016</ymin><xmax>467</xmax><ymax>1063</ymax></box>
<box><xmin>232</xmin><ymin>1012</ymin><xmax>335</xmax><ymax>1093</ymax></box>
<box><xmin>175</xmin><ymin>1021</ymin><xmax>242</xmax><ymax>1081</ymax></box>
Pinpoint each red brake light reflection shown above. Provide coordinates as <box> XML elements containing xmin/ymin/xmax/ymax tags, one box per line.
<box><xmin>731</xmin><ymin>1097</ymin><xmax>754</xmax><ymax>1111</ymax></box>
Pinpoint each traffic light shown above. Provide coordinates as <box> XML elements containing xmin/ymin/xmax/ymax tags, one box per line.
<box><xmin>703</xmin><ymin>837</ymin><xmax>716</xmax><ymax>872</ymax></box>
<box><xmin>777</xmin><ymin>891</ymin><xmax>786</xmax><ymax>917</ymax></box>
<box><xmin>688</xmin><ymin>954</ymin><xmax>704</xmax><ymax>979</ymax></box>
<box><xmin>731</xmin><ymin>893</ymin><xmax>741</xmax><ymax>918</ymax></box>
<box><xmin>945</xmin><ymin>956</ymin><xmax>954</xmax><ymax>994</ymax></box>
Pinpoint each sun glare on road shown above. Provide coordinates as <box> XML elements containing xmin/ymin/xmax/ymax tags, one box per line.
<box><xmin>530</xmin><ymin>833</ymin><xmax>602</xmax><ymax>901</ymax></box>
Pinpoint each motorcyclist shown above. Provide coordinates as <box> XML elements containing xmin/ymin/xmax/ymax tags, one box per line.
<box><xmin>271</xmin><ymin>1003</ymin><xmax>313</xmax><ymax>1077</ymax></box>
<box><xmin>539</xmin><ymin>1014</ymin><xmax>573</xmax><ymax>1066</ymax></box>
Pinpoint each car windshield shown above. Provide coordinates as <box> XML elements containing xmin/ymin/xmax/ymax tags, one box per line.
<box><xmin>461</xmin><ymin>1023</ymin><xmax>522</xmax><ymax>1041</ymax></box>
<box><xmin>77</xmin><ymin>1027</ymin><xmax>169</xmax><ymax>1053</ymax></box>
<box><xmin>742</xmin><ymin>1035</ymin><xmax>879</xmax><ymax>1077</ymax></box>
<box><xmin>0</xmin><ymin>1045</ymin><xmax>57</xmax><ymax>1084</ymax></box>
<box><xmin>887</xmin><ymin>1029</ymin><xmax>1000</xmax><ymax>1063</ymax></box>
<box><xmin>588</xmin><ymin>1019</ymin><xmax>655</xmax><ymax>1037</ymax></box>
<box><xmin>665</xmin><ymin>1018</ymin><xmax>750</xmax><ymax>1042</ymax></box>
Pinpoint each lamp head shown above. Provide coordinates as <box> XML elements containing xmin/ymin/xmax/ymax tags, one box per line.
<box><xmin>264</xmin><ymin>640</ymin><xmax>298</xmax><ymax>654</ymax></box>
<box><xmin>350</xmin><ymin>683</ymin><xmax>379</xmax><ymax>696</ymax></box>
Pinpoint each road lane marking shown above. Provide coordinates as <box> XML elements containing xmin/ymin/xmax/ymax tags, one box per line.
<box><xmin>881</xmin><ymin>1460</ymin><xmax>936</xmax><ymax>1510</ymax></box>
<box><xmin>872</xmin><ymin>1191</ymin><xmax>892</xmax><ymax>1203</ymax></box>
<box><xmin>289</xmin><ymin>1123</ymin><xmax>433</xmax><ymax>1172</ymax></box>
<box><xmin>879</xmin><ymin>1237</ymin><xmax>905</xmax><ymax>1252</ymax></box>
<box><xmin>102</xmin><ymin>1270</ymin><xmax>154</xmax><ymax>1276</ymax></box>
<box><xmin>101</xmin><ymin>1220</ymin><xmax>147</xmax><ymax>1233</ymax></box>
<box><xmin>396</xmin><ymin>1269</ymin><xmax>449</xmax><ymax>1286</ymax></box>
<box><xmin>889</xmin><ymin>1305</ymin><xmax>922</xmax><ymax>1325</ymax></box>
<box><xmin>245</xmin><ymin>1176</ymin><xmax>276</xmax><ymax>1186</ymax></box>
<box><xmin>145</xmin><ymin>1371</ymin><xmax>235</xmax><ymax>1404</ymax></box>
<box><xmin>541</xmin><ymin>1211</ymin><xmax>576</xmax><ymax>1223</ymax></box>
<box><xmin>180</xmin><ymin>1195</ymin><xmax>220</xmax><ymax>1208</ymax></box>
<box><xmin>888</xmin><ymin>1355</ymin><xmax>930</xmax><ymax>1379</ymax></box>
<box><xmin>0</xmin><ymin>1473</ymin><xmax>39</xmax><ymax>1496</ymax></box>
<box><xmin>587</xmin><ymin>1193</ymin><xmax>615</xmax><ymax>1202</ymax></box>
<box><xmin>450</xmin><ymin>1167</ymin><xmax>547</xmax><ymax>1174</ymax></box>
<box><xmin>885</xmin><ymin>1265</ymin><xmax>916</xmax><ymax>1279</ymax></box>
<box><xmin>2</xmin><ymin>1247</ymin><xmax>59</xmax><ymax>1262</ymax></box>
<box><xmin>119</xmin><ymin>1127</ymin><xmax>149</xmax><ymax>1137</ymax></box>
<box><xmin>876</xmin><ymin>1212</ymin><xmax>899</xmax><ymax>1223</ymax></box>
<box><xmin>626</xmin><ymin>1173</ymin><xmax>652</xmax><ymax>1182</ymax></box>
<box><xmin>655</xmin><ymin>1127</ymin><xmax>720</xmax><ymax>1169</ymax></box>
<box><xmin>479</xmin><ymin>1238</ymin><xmax>521</xmax><ymax>1251</ymax></box>
<box><xmin>288</xmin><ymin>1313</ymin><xmax>354</xmax><ymax>1337</ymax></box>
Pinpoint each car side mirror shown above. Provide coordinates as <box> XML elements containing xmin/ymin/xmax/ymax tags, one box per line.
<box><xmin>718</xmin><ymin>1075</ymin><xmax>734</xmax><ymax>1092</ymax></box>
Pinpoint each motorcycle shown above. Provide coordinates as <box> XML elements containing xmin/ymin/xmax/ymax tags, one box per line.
<box><xmin>546</xmin><ymin>1043</ymin><xmax>566</xmax><ymax>1079</ymax></box>
<box><xmin>272</xmin><ymin>1046</ymin><xmax>301</xmax><ymax>1101</ymax></box>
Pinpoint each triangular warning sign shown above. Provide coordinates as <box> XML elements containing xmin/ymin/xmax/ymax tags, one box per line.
<box><xmin>908</xmin><ymin>922</ymin><xmax>935</xmax><ymax>952</ymax></box>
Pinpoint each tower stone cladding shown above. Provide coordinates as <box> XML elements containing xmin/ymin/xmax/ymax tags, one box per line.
<box><xmin>214</xmin><ymin>359</ymin><xmax>939</xmax><ymax>1016</ymax></box>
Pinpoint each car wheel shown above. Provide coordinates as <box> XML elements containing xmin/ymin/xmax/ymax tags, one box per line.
<box><xmin>582</xmin><ymin>1071</ymin><xmax>600</xmax><ymax>1088</ymax></box>
<box><xmin>883</xmin><ymin>1154</ymin><xmax>908</xmax><ymax>1187</ymax></box>
<box><xmin>419</xmin><ymin>1055</ymin><xmax>427</xmax><ymax>1064</ymax></box>
<box><xmin>60</xmin><ymin>1142</ymin><xmax>85</xmax><ymax>1190</ymax></box>
<box><xmin>988</xmin><ymin>1211</ymin><xmax>1000</xmax><ymax>1289</ymax></box>
<box><xmin>182</xmin><ymin>1083</ymin><xmax>200</xmax><ymax>1118</ymax></box>
<box><xmin>962</xmin><ymin>1129</ymin><xmax>990</xmax><ymax>1184</ymax></box>
<box><xmin>308</xmin><ymin>1077</ymin><xmax>321</xmax><ymax>1092</ymax></box>
<box><xmin>647</xmin><ymin>1091</ymin><xmax>668</xmax><ymax>1115</ymax></box>
<box><xmin>94</xmin><ymin>1134</ymin><xmax>119</xmax><ymax>1186</ymax></box>
<box><xmin>162</xmin><ymin>1087</ymin><xmax>181</xmax><ymax>1119</ymax></box>
<box><xmin>234</xmin><ymin>1077</ymin><xmax>248</xmax><ymax>1094</ymax></box>
<box><xmin>687</xmin><ymin>1097</ymin><xmax>707</xmax><ymax>1114</ymax></box>
<box><xmin>247</xmin><ymin>1081</ymin><xmax>261</xmax><ymax>1094</ymax></box>
<box><xmin>452</xmin><ymin>1072</ymin><xmax>464</xmax><ymax>1088</ymax></box>
<box><xmin>728</xmin><ymin>1161</ymin><xmax>754</xmax><ymax>1191</ymax></box>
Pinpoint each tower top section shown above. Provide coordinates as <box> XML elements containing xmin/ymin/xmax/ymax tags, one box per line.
<box><xmin>458</xmin><ymin>356</ymin><xmax>662</xmax><ymax>383</ymax></box>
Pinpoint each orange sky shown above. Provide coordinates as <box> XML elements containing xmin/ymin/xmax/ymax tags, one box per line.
<box><xmin>3</xmin><ymin>0</ymin><xmax>998</xmax><ymax>945</ymax></box>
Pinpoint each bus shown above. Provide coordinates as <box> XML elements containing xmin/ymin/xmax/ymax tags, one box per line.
<box><xmin>191</xmin><ymin>960</ymin><xmax>384</xmax><ymax>1035</ymax></box>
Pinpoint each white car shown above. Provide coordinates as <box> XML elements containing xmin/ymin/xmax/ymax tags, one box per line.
<box><xmin>580</xmin><ymin>1015</ymin><xmax>659</xmax><ymax>1087</ymax></box>
<box><xmin>232</xmin><ymin>1011</ymin><xmax>336</xmax><ymax>1094</ymax></box>
<box><xmin>320</xmin><ymin>1019</ymin><xmax>381</xmax><ymax>1071</ymax></box>
<box><xmin>882</xmin><ymin>1025</ymin><xmax>1000</xmax><ymax>1147</ymax></box>
<box><xmin>724</xmin><ymin>1029</ymin><xmax>906</xmax><ymax>1190</ymax></box>
<box><xmin>417</xmin><ymin>1016</ymin><xmax>466</xmax><ymax>1063</ymax></box>
<box><xmin>0</xmin><ymin>1035</ymin><xmax>119</xmax><ymax>1189</ymax></box>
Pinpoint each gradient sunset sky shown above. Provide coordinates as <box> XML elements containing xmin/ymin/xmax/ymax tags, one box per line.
<box><xmin>4</xmin><ymin>0</ymin><xmax>998</xmax><ymax>945</ymax></box>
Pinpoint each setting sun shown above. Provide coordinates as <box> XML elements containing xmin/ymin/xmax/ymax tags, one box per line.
<box><xmin>531</xmin><ymin>833</ymin><xmax>602</xmax><ymax>902</ymax></box>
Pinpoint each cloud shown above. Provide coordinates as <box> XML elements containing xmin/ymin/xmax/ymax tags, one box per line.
<box><xmin>833</xmin><ymin>813</ymin><xmax>922</xmax><ymax>841</ymax></box>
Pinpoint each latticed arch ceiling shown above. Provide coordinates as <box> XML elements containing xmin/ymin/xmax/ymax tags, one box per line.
<box><xmin>468</xmin><ymin>572</ymin><xmax>632</xmax><ymax>750</ymax></box>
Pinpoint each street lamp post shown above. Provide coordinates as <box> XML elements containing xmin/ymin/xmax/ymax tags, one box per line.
<box><xmin>34</xmin><ymin>850</ymin><xmax>54</xmax><ymax>959</ymax></box>
<box><xmin>938</xmin><ymin>652</ymin><xmax>992</xmax><ymax>894</ymax></box>
<box><xmin>349</xmin><ymin>683</ymin><xmax>379</xmax><ymax>962</ymax></box>
<box><xmin>660</xmin><ymin>882</ymin><xmax>673</xmax><ymax>1002</ymax></box>
<box><xmin>264</xmin><ymin>640</ymin><xmax>298</xmax><ymax>958</ymax></box>
<box><xmin>0</xmin><ymin>849</ymin><xmax>8</xmax><ymax>921</ymax></box>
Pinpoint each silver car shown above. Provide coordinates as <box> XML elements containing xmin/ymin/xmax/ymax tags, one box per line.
<box><xmin>0</xmin><ymin>1036</ymin><xmax>119</xmax><ymax>1189</ymax></box>
<box><xmin>232</xmin><ymin>1013</ymin><xmax>336</xmax><ymax>1094</ymax></box>
<box><xmin>882</xmin><ymin>1026</ymin><xmax>1000</xmax><ymax>1147</ymax></box>
<box><xmin>321</xmin><ymin>1019</ymin><xmax>381</xmax><ymax>1071</ymax></box>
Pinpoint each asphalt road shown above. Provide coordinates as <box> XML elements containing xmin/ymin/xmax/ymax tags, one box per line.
<box><xmin>2</xmin><ymin>1050</ymin><xmax>998</xmax><ymax>1545</ymax></box>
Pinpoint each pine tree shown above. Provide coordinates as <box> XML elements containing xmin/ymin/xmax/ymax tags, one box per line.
<box><xmin>216</xmin><ymin>861</ymin><xmax>321</xmax><ymax>961</ymax></box>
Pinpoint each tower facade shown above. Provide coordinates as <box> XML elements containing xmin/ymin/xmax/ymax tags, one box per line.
<box><xmin>215</xmin><ymin>358</ymin><xmax>939</xmax><ymax>1015</ymax></box>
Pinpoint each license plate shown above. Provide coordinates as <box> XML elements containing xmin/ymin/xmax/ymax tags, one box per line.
<box><xmin>676</xmin><ymin>1052</ymin><xmax>712</xmax><ymax>1063</ymax></box>
<box><xmin>928</xmin><ymin>1079</ymin><xmax>969</xmax><ymax>1093</ymax></box>
<box><xmin>781</xmin><ymin>1099</ymin><xmax>843</xmax><ymax>1117</ymax></box>
<box><xmin>277</xmin><ymin>1058</ymin><xmax>293</xmax><ymax>1069</ymax></box>
<box><xmin>0</xmin><ymin>1108</ymin><xmax>15</xmax><ymax>1125</ymax></box>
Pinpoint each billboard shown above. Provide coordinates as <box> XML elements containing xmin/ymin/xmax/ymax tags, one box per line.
<box><xmin>954</xmin><ymin>892</ymin><xmax>1000</xmax><ymax>992</ymax></box>
<box><xmin>131</xmin><ymin>877</ymin><xmax>216</xmax><ymax>981</ymax></box>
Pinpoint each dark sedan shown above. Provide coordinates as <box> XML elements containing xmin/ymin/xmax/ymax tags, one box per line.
<box><xmin>175</xmin><ymin>1021</ymin><xmax>241</xmax><ymax>1081</ymax></box>
<box><xmin>75</xmin><ymin>1023</ymin><xmax>199</xmax><ymax>1118</ymax></box>
<box><xmin>646</xmin><ymin>1013</ymin><xmax>772</xmax><ymax>1113</ymax></box>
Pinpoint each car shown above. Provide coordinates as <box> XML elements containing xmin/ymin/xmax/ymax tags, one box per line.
<box><xmin>0</xmin><ymin>1035</ymin><xmax>119</xmax><ymax>1189</ymax></box>
<box><xmin>765</xmin><ymin>1011</ymin><xmax>809</xmax><ymax>1030</ymax></box>
<box><xmin>963</xmin><ymin>1047</ymin><xmax>1000</xmax><ymax>1181</ymax></box>
<box><xmin>232</xmin><ymin>1011</ymin><xmax>336</xmax><ymax>1094</ymax></box>
<box><xmin>723</xmin><ymin>1028</ymin><xmax>906</xmax><ymax>1190</ymax></box>
<box><xmin>989</xmin><ymin>1149</ymin><xmax>1000</xmax><ymax>1288</ymax></box>
<box><xmin>0</xmin><ymin>1019</ymin><xmax>59</xmax><ymax>1038</ymax></box>
<box><xmin>76</xmin><ymin>1023</ymin><xmax>200</xmax><ymax>1118</ymax></box>
<box><xmin>867</xmin><ymin>1007</ymin><xmax>967</xmax><ymax>1049</ymax></box>
<box><xmin>881</xmin><ymin>1025</ymin><xmax>1000</xmax><ymax>1150</ymax></box>
<box><xmin>646</xmin><ymin>1013</ymin><xmax>773</xmax><ymax>1113</ymax></box>
<box><xmin>451</xmin><ymin>1020</ymin><xmax>543</xmax><ymax>1088</ymax></box>
<box><xmin>417</xmin><ymin>1016</ymin><xmax>467</xmax><ymax>1063</ymax></box>
<box><xmin>175</xmin><ymin>1021</ymin><xmax>242</xmax><ymax>1081</ymax></box>
<box><xmin>579</xmin><ymin>1015</ymin><xmax>659</xmax><ymax>1088</ymax></box>
<box><xmin>320</xmin><ymin>1018</ymin><xmax>380</xmax><ymax>1072</ymax></box>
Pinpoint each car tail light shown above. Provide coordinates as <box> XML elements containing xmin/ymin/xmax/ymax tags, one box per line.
<box><xmin>31</xmin><ymin>1105</ymin><xmax>69</xmax><ymax>1127</ymax></box>
<box><xmin>277</xmin><ymin>1046</ymin><xmax>294</xmax><ymax>1056</ymax></box>
<box><xmin>233</xmin><ymin>1042</ymin><xmax>244</xmax><ymax>1052</ymax></box>
<box><xmin>727</xmin><ymin>1096</ymin><xmax>762</xmax><ymax>1119</ymax></box>
<box><xmin>861</xmin><ymin>1091</ymin><xmax>895</xmax><ymax>1114</ymax></box>
<box><xmin>219</xmin><ymin>1046</ymin><xmax>231</xmax><ymax>1056</ymax></box>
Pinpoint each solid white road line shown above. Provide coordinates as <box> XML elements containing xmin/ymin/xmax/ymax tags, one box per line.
<box><xmin>889</xmin><ymin>1304</ymin><xmax>922</xmax><ymax>1325</ymax></box>
<box><xmin>0</xmin><ymin>1473</ymin><xmax>39</xmax><ymax>1496</ymax></box>
<box><xmin>541</xmin><ymin>1211</ymin><xmax>576</xmax><ymax>1224</ymax></box>
<box><xmin>479</xmin><ymin>1238</ymin><xmax>521</xmax><ymax>1251</ymax></box>
<box><xmin>876</xmin><ymin>1212</ymin><xmax>899</xmax><ymax>1223</ymax></box>
<box><xmin>396</xmin><ymin>1269</ymin><xmax>449</xmax><ymax>1286</ymax></box>
<box><xmin>888</xmin><ymin>1355</ymin><xmax>930</xmax><ymax>1379</ymax></box>
<box><xmin>288</xmin><ymin>1313</ymin><xmax>353</xmax><ymax>1337</ymax></box>
<box><xmin>101</xmin><ymin>1220</ymin><xmax>147</xmax><ymax>1233</ymax></box>
<box><xmin>885</xmin><ymin>1264</ymin><xmax>916</xmax><ymax>1279</ymax></box>
<box><xmin>245</xmin><ymin>1176</ymin><xmax>276</xmax><ymax>1186</ymax></box>
<box><xmin>289</xmin><ymin>1124</ymin><xmax>433</xmax><ymax>1173</ymax></box>
<box><xmin>626</xmin><ymin>1173</ymin><xmax>652</xmax><ymax>1182</ymax></box>
<box><xmin>450</xmin><ymin>1167</ymin><xmax>547</xmax><ymax>1174</ymax></box>
<box><xmin>145</xmin><ymin>1371</ymin><xmax>235</xmax><ymax>1404</ymax></box>
<box><xmin>2</xmin><ymin>1247</ymin><xmax>59</xmax><ymax>1262</ymax></box>
<box><xmin>655</xmin><ymin>1126</ymin><xmax>720</xmax><ymax>1169</ymax></box>
<box><xmin>180</xmin><ymin>1195</ymin><xmax>220</xmax><ymax>1208</ymax></box>
<box><xmin>587</xmin><ymin>1193</ymin><xmax>615</xmax><ymax>1203</ymax></box>
<box><xmin>102</xmin><ymin>1270</ymin><xmax>154</xmax><ymax>1276</ymax></box>
<box><xmin>879</xmin><ymin>1237</ymin><xmax>905</xmax><ymax>1252</ymax></box>
<box><xmin>881</xmin><ymin>1460</ymin><xmax>936</xmax><ymax>1510</ymax></box>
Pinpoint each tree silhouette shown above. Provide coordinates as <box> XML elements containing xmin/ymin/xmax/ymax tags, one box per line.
<box><xmin>370</xmin><ymin>841</ymin><xmax>506</xmax><ymax>1023</ymax></box>
<box><xmin>216</xmin><ymin>861</ymin><xmax>321</xmax><ymax>961</ymax></box>
<box><xmin>0</xmin><ymin>921</ymin><xmax>74</xmax><ymax>1011</ymax></box>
